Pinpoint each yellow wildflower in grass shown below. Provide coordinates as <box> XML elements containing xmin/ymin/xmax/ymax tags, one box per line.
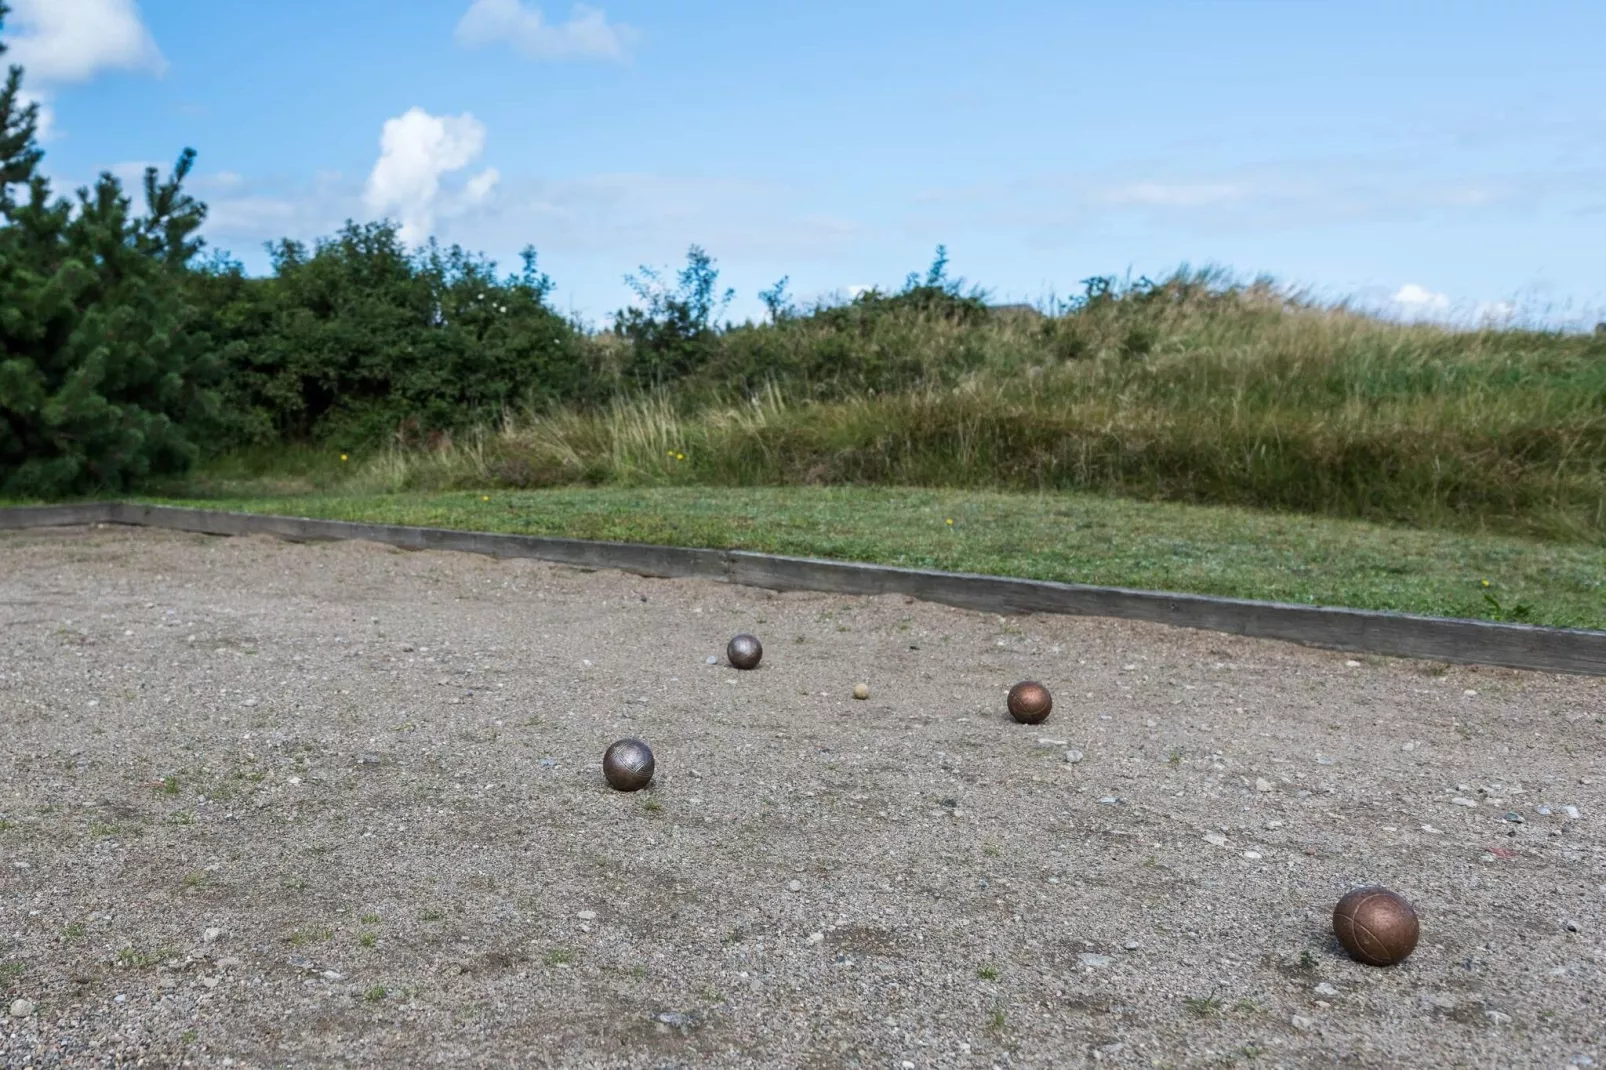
<box><xmin>1481</xmin><ymin>579</ymin><xmax>1491</xmax><ymax>587</ymax></box>
<box><xmin>340</xmin><ymin>453</ymin><xmax>348</xmax><ymax>462</ymax></box>
<box><xmin>945</xmin><ymin>518</ymin><xmax>954</xmax><ymax>526</ymax></box>
<box><xmin>481</xmin><ymin>495</ymin><xmax>490</xmax><ymax>502</ymax></box>
<box><xmin>677</xmin><ymin>453</ymin><xmax>685</xmax><ymax>461</ymax></box>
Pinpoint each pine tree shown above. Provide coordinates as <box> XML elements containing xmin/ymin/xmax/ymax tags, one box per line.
<box><xmin>0</xmin><ymin>1</ymin><xmax>217</xmax><ymax>498</ymax></box>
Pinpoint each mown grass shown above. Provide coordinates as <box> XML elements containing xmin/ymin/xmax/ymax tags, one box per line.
<box><xmin>134</xmin><ymin>486</ymin><xmax>1606</xmax><ymax>630</ymax></box>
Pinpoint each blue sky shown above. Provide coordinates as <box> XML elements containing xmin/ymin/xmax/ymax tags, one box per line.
<box><xmin>10</xmin><ymin>0</ymin><xmax>1606</xmax><ymax>327</ymax></box>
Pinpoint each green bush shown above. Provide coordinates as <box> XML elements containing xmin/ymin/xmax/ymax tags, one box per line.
<box><xmin>0</xmin><ymin>8</ymin><xmax>217</xmax><ymax>498</ymax></box>
<box><xmin>190</xmin><ymin>222</ymin><xmax>591</xmax><ymax>447</ymax></box>
<box><xmin>611</xmin><ymin>244</ymin><xmax>734</xmax><ymax>390</ymax></box>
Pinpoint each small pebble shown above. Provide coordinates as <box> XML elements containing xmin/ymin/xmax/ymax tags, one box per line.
<box><xmin>202</xmin><ymin>927</ymin><xmax>222</xmax><ymax>943</ymax></box>
<box><xmin>576</xmin><ymin>910</ymin><xmax>597</xmax><ymax>921</ymax></box>
<box><xmin>1561</xmin><ymin>805</ymin><xmax>1581</xmax><ymax>820</ymax></box>
<box><xmin>10</xmin><ymin>999</ymin><xmax>35</xmax><ymax>1018</ymax></box>
<box><xmin>1255</xmin><ymin>778</ymin><xmax>1272</xmax><ymax>792</ymax></box>
<box><xmin>1078</xmin><ymin>953</ymin><xmax>1112</xmax><ymax>967</ymax></box>
<box><xmin>705</xmin><ymin>656</ymin><xmax>718</xmax><ymax>665</ymax></box>
<box><xmin>1124</xmin><ymin>940</ymin><xmax>1140</xmax><ymax>951</ymax></box>
<box><xmin>1204</xmin><ymin>832</ymin><xmax>1228</xmax><ymax>847</ymax></box>
<box><xmin>788</xmin><ymin>880</ymin><xmax>802</xmax><ymax>893</ymax></box>
<box><xmin>1452</xmin><ymin>797</ymin><xmax>1477</xmax><ymax>807</ymax></box>
<box><xmin>1291</xmin><ymin>1014</ymin><xmax>1315</xmax><ymax>1032</ymax></box>
<box><xmin>806</xmin><ymin>932</ymin><xmax>824</xmax><ymax>944</ymax></box>
<box><xmin>1564</xmin><ymin>920</ymin><xmax>1580</xmax><ymax>933</ymax></box>
<box><xmin>1064</xmin><ymin>750</ymin><xmax>1084</xmax><ymax>764</ymax></box>
<box><xmin>1314</xmin><ymin>982</ymin><xmax>1338</xmax><ymax>998</ymax></box>
<box><xmin>1344</xmin><ymin>660</ymin><xmax>1361</xmax><ymax>668</ymax></box>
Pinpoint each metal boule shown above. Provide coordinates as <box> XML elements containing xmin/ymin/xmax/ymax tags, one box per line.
<box><xmin>1332</xmin><ymin>886</ymin><xmax>1419</xmax><ymax>967</ymax></box>
<box><xmin>602</xmin><ymin>738</ymin><xmax>655</xmax><ymax>792</ymax></box>
<box><xmin>727</xmin><ymin>634</ymin><xmax>762</xmax><ymax>670</ymax></box>
<box><xmin>1007</xmin><ymin>681</ymin><xmax>1052</xmax><ymax>724</ymax></box>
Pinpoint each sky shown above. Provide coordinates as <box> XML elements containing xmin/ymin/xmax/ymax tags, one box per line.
<box><xmin>8</xmin><ymin>0</ymin><xmax>1606</xmax><ymax>328</ymax></box>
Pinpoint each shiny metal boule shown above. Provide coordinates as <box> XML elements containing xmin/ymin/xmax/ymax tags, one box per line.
<box><xmin>1332</xmin><ymin>886</ymin><xmax>1419</xmax><ymax>967</ymax></box>
<box><xmin>602</xmin><ymin>738</ymin><xmax>655</xmax><ymax>792</ymax></box>
<box><xmin>1007</xmin><ymin>681</ymin><xmax>1052</xmax><ymax>724</ymax></box>
<box><xmin>727</xmin><ymin>633</ymin><xmax>762</xmax><ymax>670</ymax></box>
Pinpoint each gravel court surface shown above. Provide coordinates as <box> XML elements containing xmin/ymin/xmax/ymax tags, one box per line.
<box><xmin>1</xmin><ymin>524</ymin><xmax>1602</xmax><ymax>1069</ymax></box>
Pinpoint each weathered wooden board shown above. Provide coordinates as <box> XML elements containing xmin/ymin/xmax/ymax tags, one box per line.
<box><xmin>0</xmin><ymin>503</ymin><xmax>114</xmax><ymax>529</ymax></box>
<box><xmin>725</xmin><ymin>552</ymin><xmax>1606</xmax><ymax>676</ymax></box>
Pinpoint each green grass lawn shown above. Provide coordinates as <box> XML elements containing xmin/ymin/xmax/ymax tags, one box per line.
<box><xmin>129</xmin><ymin>486</ymin><xmax>1606</xmax><ymax>631</ymax></box>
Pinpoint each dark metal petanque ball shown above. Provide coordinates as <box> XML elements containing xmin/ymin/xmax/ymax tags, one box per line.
<box><xmin>1007</xmin><ymin>681</ymin><xmax>1053</xmax><ymax>724</ymax></box>
<box><xmin>1332</xmin><ymin>886</ymin><xmax>1420</xmax><ymax>966</ymax></box>
<box><xmin>727</xmin><ymin>633</ymin><xmax>763</xmax><ymax>670</ymax></box>
<box><xmin>602</xmin><ymin>738</ymin><xmax>655</xmax><ymax>792</ymax></box>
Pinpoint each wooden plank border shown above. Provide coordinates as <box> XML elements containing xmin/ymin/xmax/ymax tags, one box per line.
<box><xmin>1</xmin><ymin>502</ymin><xmax>1601</xmax><ymax>676</ymax></box>
<box><xmin>0</xmin><ymin>502</ymin><xmax>115</xmax><ymax>528</ymax></box>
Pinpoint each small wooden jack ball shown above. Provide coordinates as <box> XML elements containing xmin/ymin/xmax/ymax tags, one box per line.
<box><xmin>1007</xmin><ymin>681</ymin><xmax>1053</xmax><ymax>724</ymax></box>
<box><xmin>727</xmin><ymin>633</ymin><xmax>762</xmax><ymax>670</ymax></box>
<box><xmin>602</xmin><ymin>738</ymin><xmax>655</xmax><ymax>792</ymax></box>
<box><xmin>1332</xmin><ymin>886</ymin><xmax>1419</xmax><ymax>966</ymax></box>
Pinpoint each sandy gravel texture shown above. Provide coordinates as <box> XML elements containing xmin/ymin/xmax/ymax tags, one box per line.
<box><xmin>1</xmin><ymin>524</ymin><xmax>1602</xmax><ymax>1070</ymax></box>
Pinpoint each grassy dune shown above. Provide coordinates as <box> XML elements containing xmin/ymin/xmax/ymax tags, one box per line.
<box><xmin>181</xmin><ymin>276</ymin><xmax>1606</xmax><ymax>543</ymax></box>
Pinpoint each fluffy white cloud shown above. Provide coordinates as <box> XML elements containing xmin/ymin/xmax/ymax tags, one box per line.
<box><xmin>363</xmin><ymin>107</ymin><xmax>499</xmax><ymax>245</ymax></box>
<box><xmin>2</xmin><ymin>0</ymin><xmax>165</xmax><ymax>83</ymax></box>
<box><xmin>1392</xmin><ymin>283</ymin><xmax>1451</xmax><ymax>312</ymax></box>
<box><xmin>455</xmin><ymin>0</ymin><xmax>635</xmax><ymax>61</ymax></box>
<box><xmin>1</xmin><ymin>0</ymin><xmax>164</xmax><ymax>140</ymax></box>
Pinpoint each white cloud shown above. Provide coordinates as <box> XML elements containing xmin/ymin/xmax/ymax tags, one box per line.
<box><xmin>2</xmin><ymin>0</ymin><xmax>165</xmax><ymax>83</ymax></box>
<box><xmin>1</xmin><ymin>0</ymin><xmax>165</xmax><ymax>141</ymax></box>
<box><xmin>1096</xmin><ymin>181</ymin><xmax>1248</xmax><ymax>208</ymax></box>
<box><xmin>463</xmin><ymin>167</ymin><xmax>501</xmax><ymax>204</ymax></box>
<box><xmin>1473</xmin><ymin>299</ymin><xmax>1517</xmax><ymax>326</ymax></box>
<box><xmin>16</xmin><ymin>88</ymin><xmax>53</xmax><ymax>140</ymax></box>
<box><xmin>1392</xmin><ymin>283</ymin><xmax>1451</xmax><ymax>312</ymax></box>
<box><xmin>363</xmin><ymin>107</ymin><xmax>499</xmax><ymax>245</ymax></box>
<box><xmin>107</xmin><ymin>159</ymin><xmax>160</xmax><ymax>186</ymax></box>
<box><xmin>454</xmin><ymin>0</ymin><xmax>636</xmax><ymax>61</ymax></box>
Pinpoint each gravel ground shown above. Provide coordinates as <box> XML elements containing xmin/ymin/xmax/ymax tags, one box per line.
<box><xmin>1</xmin><ymin>524</ymin><xmax>1602</xmax><ymax>1069</ymax></box>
